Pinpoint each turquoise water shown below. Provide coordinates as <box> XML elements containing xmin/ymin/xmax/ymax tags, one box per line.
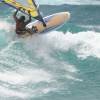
<box><xmin>0</xmin><ymin>2</ymin><xmax>100</xmax><ymax>100</ymax></box>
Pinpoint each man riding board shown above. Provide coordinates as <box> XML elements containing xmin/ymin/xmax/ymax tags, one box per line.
<box><xmin>13</xmin><ymin>8</ymin><xmax>46</xmax><ymax>36</ymax></box>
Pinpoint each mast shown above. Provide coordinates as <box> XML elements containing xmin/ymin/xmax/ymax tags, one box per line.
<box><xmin>32</xmin><ymin>0</ymin><xmax>46</xmax><ymax>26</ymax></box>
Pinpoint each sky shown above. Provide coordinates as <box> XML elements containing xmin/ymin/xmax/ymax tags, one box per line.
<box><xmin>36</xmin><ymin>0</ymin><xmax>100</xmax><ymax>5</ymax></box>
<box><xmin>11</xmin><ymin>0</ymin><xmax>100</xmax><ymax>5</ymax></box>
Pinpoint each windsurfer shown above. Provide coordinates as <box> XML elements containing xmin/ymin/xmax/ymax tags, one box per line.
<box><xmin>13</xmin><ymin>8</ymin><xmax>38</xmax><ymax>35</ymax></box>
<box><xmin>13</xmin><ymin>7</ymin><xmax>47</xmax><ymax>35</ymax></box>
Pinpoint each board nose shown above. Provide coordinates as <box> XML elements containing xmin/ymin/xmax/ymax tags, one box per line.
<box><xmin>64</xmin><ymin>12</ymin><xmax>71</xmax><ymax>21</ymax></box>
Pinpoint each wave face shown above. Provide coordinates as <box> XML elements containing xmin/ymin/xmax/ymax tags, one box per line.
<box><xmin>0</xmin><ymin>4</ymin><xmax>100</xmax><ymax>100</ymax></box>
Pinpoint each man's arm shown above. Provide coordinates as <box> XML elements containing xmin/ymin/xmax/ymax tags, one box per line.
<box><xmin>25</xmin><ymin>11</ymin><xmax>32</xmax><ymax>25</ymax></box>
<box><xmin>13</xmin><ymin>8</ymin><xmax>19</xmax><ymax>21</ymax></box>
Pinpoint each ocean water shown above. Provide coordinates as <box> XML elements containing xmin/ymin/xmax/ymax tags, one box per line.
<box><xmin>0</xmin><ymin>1</ymin><xmax>100</xmax><ymax>100</ymax></box>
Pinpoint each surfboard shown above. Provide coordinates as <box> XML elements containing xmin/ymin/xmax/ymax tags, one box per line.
<box><xmin>21</xmin><ymin>12</ymin><xmax>70</xmax><ymax>37</ymax></box>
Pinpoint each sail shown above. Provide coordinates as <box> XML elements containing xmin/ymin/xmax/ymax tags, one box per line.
<box><xmin>1</xmin><ymin>0</ymin><xmax>39</xmax><ymax>17</ymax></box>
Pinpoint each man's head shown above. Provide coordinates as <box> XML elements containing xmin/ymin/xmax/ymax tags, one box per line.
<box><xmin>19</xmin><ymin>16</ymin><xmax>25</xmax><ymax>21</ymax></box>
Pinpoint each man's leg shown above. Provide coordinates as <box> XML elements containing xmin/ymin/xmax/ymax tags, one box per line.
<box><xmin>25</xmin><ymin>28</ymin><xmax>33</xmax><ymax>35</ymax></box>
<box><xmin>26</xmin><ymin>27</ymin><xmax>38</xmax><ymax>34</ymax></box>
